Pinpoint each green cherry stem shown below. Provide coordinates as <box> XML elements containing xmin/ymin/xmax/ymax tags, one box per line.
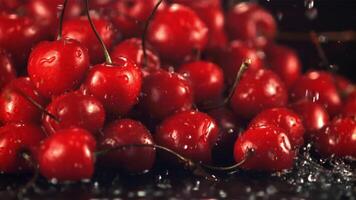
<box><xmin>57</xmin><ymin>0</ymin><xmax>68</xmax><ymax>40</ymax></box>
<box><xmin>84</xmin><ymin>0</ymin><xmax>113</xmax><ymax>64</ymax></box>
<box><xmin>141</xmin><ymin>0</ymin><xmax>164</xmax><ymax>67</ymax></box>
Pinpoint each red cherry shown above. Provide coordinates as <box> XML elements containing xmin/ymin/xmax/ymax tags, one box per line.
<box><xmin>140</xmin><ymin>69</ymin><xmax>193</xmax><ymax>119</ymax></box>
<box><xmin>226</xmin><ymin>3</ymin><xmax>276</xmax><ymax>48</ymax></box>
<box><xmin>98</xmin><ymin>119</ymin><xmax>155</xmax><ymax>173</ymax></box>
<box><xmin>156</xmin><ymin>110</ymin><xmax>219</xmax><ymax>163</ymax></box>
<box><xmin>0</xmin><ymin>49</ymin><xmax>16</xmax><ymax>90</ymax></box>
<box><xmin>230</xmin><ymin>68</ymin><xmax>288</xmax><ymax>119</ymax></box>
<box><xmin>62</xmin><ymin>17</ymin><xmax>115</xmax><ymax>64</ymax></box>
<box><xmin>178</xmin><ymin>61</ymin><xmax>224</xmax><ymax>104</ymax></box>
<box><xmin>43</xmin><ymin>92</ymin><xmax>105</xmax><ymax>135</ymax></box>
<box><xmin>171</xmin><ymin>0</ymin><xmax>220</xmax><ymax>8</ymax></box>
<box><xmin>0</xmin><ymin>0</ymin><xmax>23</xmax><ymax>10</ymax></box>
<box><xmin>234</xmin><ymin>125</ymin><xmax>296</xmax><ymax>171</ymax></box>
<box><xmin>220</xmin><ymin>41</ymin><xmax>263</xmax><ymax>85</ymax></box>
<box><xmin>0</xmin><ymin>123</ymin><xmax>45</xmax><ymax>173</ymax></box>
<box><xmin>314</xmin><ymin>116</ymin><xmax>356</xmax><ymax>159</ymax></box>
<box><xmin>38</xmin><ymin>127</ymin><xmax>96</xmax><ymax>181</ymax></box>
<box><xmin>26</xmin><ymin>0</ymin><xmax>82</xmax><ymax>35</ymax></box>
<box><xmin>110</xmin><ymin>0</ymin><xmax>162</xmax><ymax>37</ymax></box>
<box><xmin>147</xmin><ymin>4</ymin><xmax>208</xmax><ymax>63</ymax></box>
<box><xmin>265</xmin><ymin>44</ymin><xmax>302</xmax><ymax>89</ymax></box>
<box><xmin>249</xmin><ymin>107</ymin><xmax>305</xmax><ymax>148</ymax></box>
<box><xmin>0</xmin><ymin>77</ymin><xmax>47</xmax><ymax>124</ymax></box>
<box><xmin>82</xmin><ymin>56</ymin><xmax>142</xmax><ymax>116</ymax></box>
<box><xmin>0</xmin><ymin>14</ymin><xmax>49</xmax><ymax>69</ymax></box>
<box><xmin>334</xmin><ymin>74</ymin><xmax>354</xmax><ymax>98</ymax></box>
<box><xmin>28</xmin><ymin>39</ymin><xmax>90</xmax><ymax>98</ymax></box>
<box><xmin>290</xmin><ymin>100</ymin><xmax>330</xmax><ymax>140</ymax></box>
<box><xmin>111</xmin><ymin>38</ymin><xmax>160</xmax><ymax>69</ymax></box>
<box><xmin>290</xmin><ymin>71</ymin><xmax>342</xmax><ymax>116</ymax></box>
<box><xmin>208</xmin><ymin>107</ymin><xmax>242</xmax><ymax>165</ymax></box>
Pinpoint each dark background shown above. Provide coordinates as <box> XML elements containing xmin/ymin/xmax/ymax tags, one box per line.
<box><xmin>1</xmin><ymin>0</ymin><xmax>356</xmax><ymax>199</ymax></box>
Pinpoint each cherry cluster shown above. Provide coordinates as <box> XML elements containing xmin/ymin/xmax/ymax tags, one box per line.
<box><xmin>0</xmin><ymin>0</ymin><xmax>355</xmax><ymax>183</ymax></box>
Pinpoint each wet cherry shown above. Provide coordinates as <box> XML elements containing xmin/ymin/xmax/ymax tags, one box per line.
<box><xmin>43</xmin><ymin>91</ymin><xmax>105</xmax><ymax>135</ymax></box>
<box><xmin>38</xmin><ymin>127</ymin><xmax>96</xmax><ymax>181</ymax></box>
<box><xmin>0</xmin><ymin>49</ymin><xmax>16</xmax><ymax>91</ymax></box>
<box><xmin>98</xmin><ymin>119</ymin><xmax>155</xmax><ymax>173</ymax></box>
<box><xmin>156</xmin><ymin>110</ymin><xmax>219</xmax><ymax>163</ymax></box>
<box><xmin>178</xmin><ymin>61</ymin><xmax>224</xmax><ymax>104</ymax></box>
<box><xmin>234</xmin><ymin>125</ymin><xmax>296</xmax><ymax>171</ymax></box>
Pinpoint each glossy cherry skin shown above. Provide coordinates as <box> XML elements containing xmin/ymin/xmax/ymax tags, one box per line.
<box><xmin>28</xmin><ymin>39</ymin><xmax>90</xmax><ymax>98</ymax></box>
<box><xmin>290</xmin><ymin>71</ymin><xmax>342</xmax><ymax>116</ymax></box>
<box><xmin>82</xmin><ymin>56</ymin><xmax>142</xmax><ymax>116</ymax></box>
<box><xmin>178</xmin><ymin>61</ymin><xmax>224</xmax><ymax>104</ymax></box>
<box><xmin>109</xmin><ymin>0</ymin><xmax>161</xmax><ymax>38</ymax></box>
<box><xmin>0</xmin><ymin>0</ymin><xmax>23</xmax><ymax>10</ymax></box>
<box><xmin>26</xmin><ymin>0</ymin><xmax>82</xmax><ymax>36</ymax></box>
<box><xmin>0</xmin><ymin>49</ymin><xmax>16</xmax><ymax>90</ymax></box>
<box><xmin>234</xmin><ymin>125</ymin><xmax>296</xmax><ymax>171</ymax></box>
<box><xmin>249</xmin><ymin>107</ymin><xmax>305</xmax><ymax>148</ymax></box>
<box><xmin>226</xmin><ymin>3</ymin><xmax>276</xmax><ymax>48</ymax></box>
<box><xmin>290</xmin><ymin>100</ymin><xmax>330</xmax><ymax>140</ymax></box>
<box><xmin>140</xmin><ymin>69</ymin><xmax>193</xmax><ymax>119</ymax></box>
<box><xmin>38</xmin><ymin>128</ymin><xmax>96</xmax><ymax>181</ymax></box>
<box><xmin>208</xmin><ymin>107</ymin><xmax>242</xmax><ymax>165</ymax></box>
<box><xmin>0</xmin><ymin>14</ymin><xmax>49</xmax><ymax>69</ymax></box>
<box><xmin>265</xmin><ymin>44</ymin><xmax>302</xmax><ymax>89</ymax></box>
<box><xmin>314</xmin><ymin>116</ymin><xmax>356</xmax><ymax>159</ymax></box>
<box><xmin>230</xmin><ymin>68</ymin><xmax>288</xmax><ymax>119</ymax></box>
<box><xmin>156</xmin><ymin>110</ymin><xmax>219</xmax><ymax>163</ymax></box>
<box><xmin>98</xmin><ymin>119</ymin><xmax>155</xmax><ymax>173</ymax></box>
<box><xmin>0</xmin><ymin>77</ymin><xmax>47</xmax><ymax>124</ymax></box>
<box><xmin>111</xmin><ymin>38</ymin><xmax>160</xmax><ymax>69</ymax></box>
<box><xmin>220</xmin><ymin>40</ymin><xmax>263</xmax><ymax>85</ymax></box>
<box><xmin>0</xmin><ymin>123</ymin><xmax>45</xmax><ymax>173</ymax></box>
<box><xmin>147</xmin><ymin>4</ymin><xmax>208</xmax><ymax>63</ymax></box>
<box><xmin>62</xmin><ymin>17</ymin><xmax>115</xmax><ymax>64</ymax></box>
<box><xmin>43</xmin><ymin>92</ymin><xmax>105</xmax><ymax>135</ymax></box>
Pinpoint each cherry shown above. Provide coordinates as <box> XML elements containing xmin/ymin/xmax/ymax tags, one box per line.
<box><xmin>178</xmin><ymin>61</ymin><xmax>224</xmax><ymax>104</ymax></box>
<box><xmin>208</xmin><ymin>107</ymin><xmax>242</xmax><ymax>165</ymax></box>
<box><xmin>265</xmin><ymin>44</ymin><xmax>302</xmax><ymax>89</ymax></box>
<box><xmin>147</xmin><ymin>3</ymin><xmax>208</xmax><ymax>64</ymax></box>
<box><xmin>0</xmin><ymin>14</ymin><xmax>49</xmax><ymax>69</ymax></box>
<box><xmin>62</xmin><ymin>17</ymin><xmax>115</xmax><ymax>64</ymax></box>
<box><xmin>110</xmin><ymin>0</ymin><xmax>163</xmax><ymax>38</ymax></box>
<box><xmin>26</xmin><ymin>0</ymin><xmax>83</xmax><ymax>36</ymax></box>
<box><xmin>0</xmin><ymin>0</ymin><xmax>23</xmax><ymax>10</ymax></box>
<box><xmin>98</xmin><ymin>119</ymin><xmax>155</xmax><ymax>173</ymax></box>
<box><xmin>234</xmin><ymin>125</ymin><xmax>296</xmax><ymax>171</ymax></box>
<box><xmin>28</xmin><ymin>39</ymin><xmax>90</xmax><ymax>98</ymax></box>
<box><xmin>314</xmin><ymin>116</ymin><xmax>356</xmax><ymax>159</ymax></box>
<box><xmin>0</xmin><ymin>77</ymin><xmax>47</xmax><ymax>124</ymax></box>
<box><xmin>140</xmin><ymin>69</ymin><xmax>193</xmax><ymax>119</ymax></box>
<box><xmin>38</xmin><ymin>127</ymin><xmax>96</xmax><ymax>181</ymax></box>
<box><xmin>111</xmin><ymin>38</ymin><xmax>160</xmax><ymax>69</ymax></box>
<box><xmin>226</xmin><ymin>2</ymin><xmax>276</xmax><ymax>48</ymax></box>
<box><xmin>43</xmin><ymin>91</ymin><xmax>105</xmax><ymax>135</ymax></box>
<box><xmin>334</xmin><ymin>74</ymin><xmax>355</xmax><ymax>98</ymax></box>
<box><xmin>171</xmin><ymin>0</ymin><xmax>220</xmax><ymax>8</ymax></box>
<box><xmin>82</xmin><ymin>56</ymin><xmax>142</xmax><ymax>116</ymax></box>
<box><xmin>230</xmin><ymin>68</ymin><xmax>288</xmax><ymax>119</ymax></box>
<box><xmin>0</xmin><ymin>123</ymin><xmax>45</xmax><ymax>173</ymax></box>
<box><xmin>220</xmin><ymin>40</ymin><xmax>263</xmax><ymax>85</ymax></box>
<box><xmin>249</xmin><ymin>107</ymin><xmax>305</xmax><ymax>148</ymax></box>
<box><xmin>156</xmin><ymin>110</ymin><xmax>219</xmax><ymax>164</ymax></box>
<box><xmin>290</xmin><ymin>100</ymin><xmax>330</xmax><ymax>140</ymax></box>
<box><xmin>290</xmin><ymin>70</ymin><xmax>342</xmax><ymax>116</ymax></box>
<box><xmin>0</xmin><ymin>49</ymin><xmax>16</xmax><ymax>91</ymax></box>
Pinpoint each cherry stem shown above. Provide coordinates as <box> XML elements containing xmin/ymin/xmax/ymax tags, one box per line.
<box><xmin>95</xmin><ymin>143</ymin><xmax>218</xmax><ymax>181</ymax></box>
<box><xmin>309</xmin><ymin>31</ymin><xmax>331</xmax><ymax>68</ymax></box>
<box><xmin>17</xmin><ymin>152</ymin><xmax>39</xmax><ymax>199</ymax></box>
<box><xmin>12</xmin><ymin>87</ymin><xmax>60</xmax><ymax>123</ymax></box>
<box><xmin>84</xmin><ymin>0</ymin><xmax>112</xmax><ymax>64</ymax></box>
<box><xmin>201</xmin><ymin>59</ymin><xmax>251</xmax><ymax>110</ymax></box>
<box><xmin>141</xmin><ymin>0</ymin><xmax>164</xmax><ymax>68</ymax></box>
<box><xmin>56</xmin><ymin>0</ymin><xmax>68</xmax><ymax>40</ymax></box>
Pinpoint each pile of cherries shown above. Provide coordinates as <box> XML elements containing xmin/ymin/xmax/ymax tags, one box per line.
<box><xmin>0</xmin><ymin>0</ymin><xmax>355</xmax><ymax>183</ymax></box>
